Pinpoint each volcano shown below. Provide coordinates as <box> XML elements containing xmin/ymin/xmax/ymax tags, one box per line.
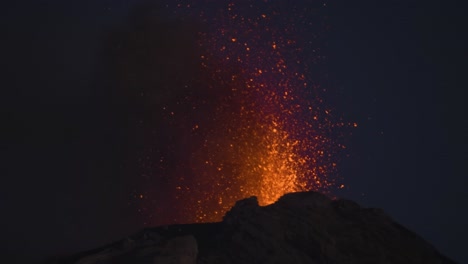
<box><xmin>46</xmin><ymin>191</ymin><xmax>455</xmax><ymax>264</ymax></box>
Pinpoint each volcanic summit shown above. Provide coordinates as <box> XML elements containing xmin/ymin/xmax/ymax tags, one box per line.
<box><xmin>47</xmin><ymin>191</ymin><xmax>456</xmax><ymax>264</ymax></box>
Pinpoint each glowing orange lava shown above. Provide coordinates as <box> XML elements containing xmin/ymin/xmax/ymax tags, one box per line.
<box><xmin>133</xmin><ymin>1</ymin><xmax>352</xmax><ymax>225</ymax></box>
<box><xmin>177</xmin><ymin>2</ymin><xmax>341</xmax><ymax>223</ymax></box>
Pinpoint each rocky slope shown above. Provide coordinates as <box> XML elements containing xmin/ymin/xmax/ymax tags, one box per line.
<box><xmin>48</xmin><ymin>191</ymin><xmax>456</xmax><ymax>264</ymax></box>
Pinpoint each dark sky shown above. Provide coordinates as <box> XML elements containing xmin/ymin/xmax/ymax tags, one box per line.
<box><xmin>327</xmin><ymin>2</ymin><xmax>466</xmax><ymax>263</ymax></box>
<box><xmin>1</xmin><ymin>1</ymin><xmax>466</xmax><ymax>263</ymax></box>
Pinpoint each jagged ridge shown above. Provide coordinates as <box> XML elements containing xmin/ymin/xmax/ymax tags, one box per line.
<box><xmin>48</xmin><ymin>191</ymin><xmax>456</xmax><ymax>264</ymax></box>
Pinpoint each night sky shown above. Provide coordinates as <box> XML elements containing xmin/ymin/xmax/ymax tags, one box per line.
<box><xmin>2</xmin><ymin>0</ymin><xmax>466</xmax><ymax>263</ymax></box>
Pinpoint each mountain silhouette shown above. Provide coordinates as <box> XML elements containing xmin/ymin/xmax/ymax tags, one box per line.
<box><xmin>46</xmin><ymin>191</ymin><xmax>456</xmax><ymax>264</ymax></box>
